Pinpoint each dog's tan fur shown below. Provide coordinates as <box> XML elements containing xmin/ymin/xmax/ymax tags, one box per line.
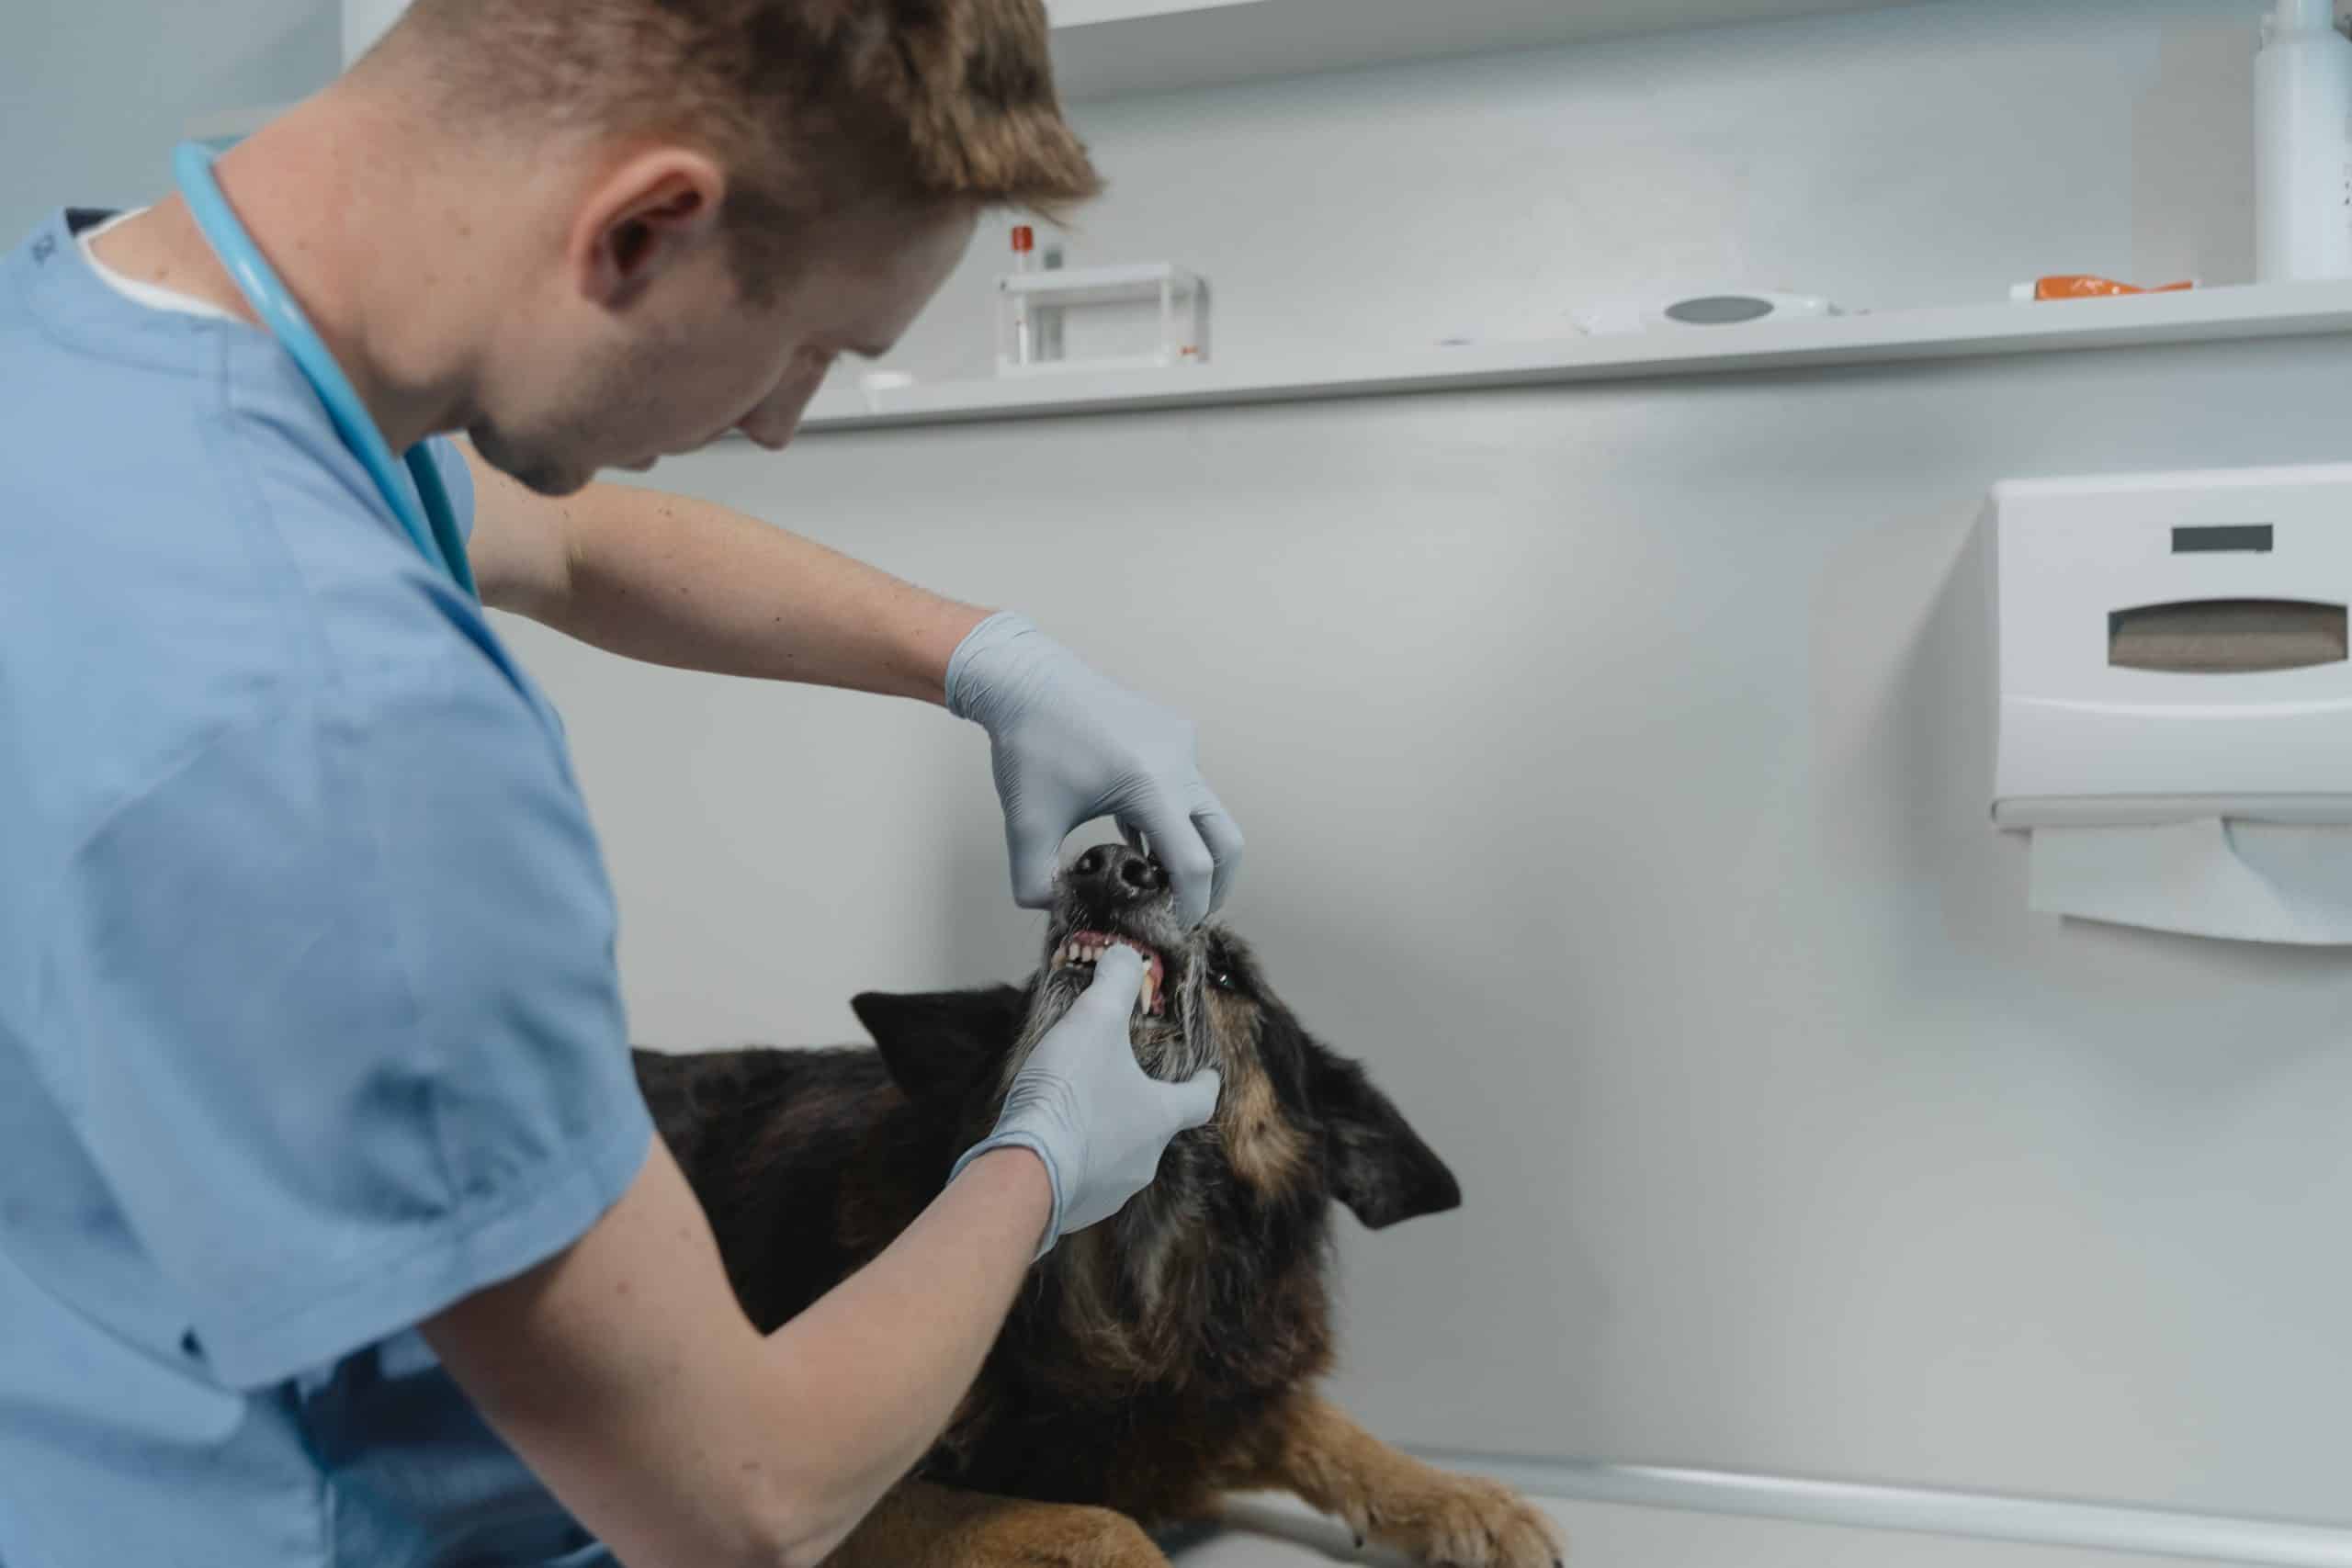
<box><xmin>828</xmin><ymin>1480</ymin><xmax>1171</xmax><ymax>1568</ymax></box>
<box><xmin>1210</xmin><ymin>994</ymin><xmax>1312</xmax><ymax>1194</ymax></box>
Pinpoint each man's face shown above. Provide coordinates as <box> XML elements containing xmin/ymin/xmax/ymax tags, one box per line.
<box><xmin>469</xmin><ymin>197</ymin><xmax>976</xmax><ymax>496</ymax></box>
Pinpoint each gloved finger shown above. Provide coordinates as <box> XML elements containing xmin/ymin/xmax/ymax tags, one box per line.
<box><xmin>1075</xmin><ymin>943</ymin><xmax>1148</xmax><ymax>1013</ymax></box>
<box><xmin>1188</xmin><ymin>784</ymin><xmax>1244</xmax><ymax>918</ymax></box>
<box><xmin>1117</xmin><ymin>818</ymin><xmax>1148</xmax><ymax>856</ymax></box>
<box><xmin>1004</xmin><ymin>805</ymin><xmax>1065</xmax><ymax>909</ymax></box>
<box><xmin>1160</xmin><ymin>1066</ymin><xmax>1222</xmax><ymax>1132</ymax></box>
<box><xmin>1135</xmin><ymin>796</ymin><xmax>1216</xmax><ymax>929</ymax></box>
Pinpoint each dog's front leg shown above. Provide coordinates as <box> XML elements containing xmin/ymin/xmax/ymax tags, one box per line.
<box><xmin>1216</xmin><ymin>1393</ymin><xmax>1564</xmax><ymax>1568</ymax></box>
<box><xmin>823</xmin><ymin>1478</ymin><xmax>1171</xmax><ymax>1568</ymax></box>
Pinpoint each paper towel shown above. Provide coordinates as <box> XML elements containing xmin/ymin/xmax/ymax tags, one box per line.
<box><xmin>2029</xmin><ymin>819</ymin><xmax>2352</xmax><ymax>944</ymax></box>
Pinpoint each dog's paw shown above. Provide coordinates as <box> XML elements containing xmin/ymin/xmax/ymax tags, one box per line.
<box><xmin>1347</xmin><ymin>1472</ymin><xmax>1564</xmax><ymax>1568</ymax></box>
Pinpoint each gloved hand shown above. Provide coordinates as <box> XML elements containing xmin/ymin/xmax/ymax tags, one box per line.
<box><xmin>945</xmin><ymin>611</ymin><xmax>1243</xmax><ymax>930</ymax></box>
<box><xmin>947</xmin><ymin>947</ymin><xmax>1221</xmax><ymax>1256</ymax></box>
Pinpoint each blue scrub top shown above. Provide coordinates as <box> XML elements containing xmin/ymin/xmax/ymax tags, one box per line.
<box><xmin>0</xmin><ymin>209</ymin><xmax>655</xmax><ymax>1566</ymax></box>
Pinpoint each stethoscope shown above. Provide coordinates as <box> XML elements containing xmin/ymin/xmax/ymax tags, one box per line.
<box><xmin>172</xmin><ymin>142</ymin><xmax>477</xmax><ymax>598</ymax></box>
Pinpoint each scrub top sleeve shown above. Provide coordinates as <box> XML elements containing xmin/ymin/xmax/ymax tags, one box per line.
<box><xmin>53</xmin><ymin>655</ymin><xmax>653</xmax><ymax>1392</ymax></box>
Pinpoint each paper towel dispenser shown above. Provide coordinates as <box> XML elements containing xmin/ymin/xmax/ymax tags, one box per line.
<box><xmin>1992</xmin><ymin>463</ymin><xmax>2352</xmax><ymax>830</ymax></box>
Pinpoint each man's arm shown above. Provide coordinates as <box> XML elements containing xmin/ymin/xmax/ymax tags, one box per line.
<box><xmin>425</xmin><ymin>1139</ymin><xmax>1053</xmax><ymax>1568</ymax></box>
<box><xmin>462</xmin><ymin>445</ymin><xmax>985</xmax><ymax>703</ymax></box>
<box><xmin>462</xmin><ymin>443</ymin><xmax>1246</xmax><ymax>927</ymax></box>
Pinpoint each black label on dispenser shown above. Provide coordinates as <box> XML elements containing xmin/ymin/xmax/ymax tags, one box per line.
<box><xmin>2171</xmin><ymin>525</ymin><xmax>2273</xmax><ymax>554</ymax></box>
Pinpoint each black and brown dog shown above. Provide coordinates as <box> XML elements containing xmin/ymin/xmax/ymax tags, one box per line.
<box><xmin>633</xmin><ymin>843</ymin><xmax>1562</xmax><ymax>1568</ymax></box>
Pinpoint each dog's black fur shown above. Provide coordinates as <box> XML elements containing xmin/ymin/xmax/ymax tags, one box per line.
<box><xmin>631</xmin><ymin>843</ymin><xmax>1461</xmax><ymax>1525</ymax></box>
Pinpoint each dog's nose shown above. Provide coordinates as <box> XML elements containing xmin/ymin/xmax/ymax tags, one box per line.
<box><xmin>1068</xmin><ymin>842</ymin><xmax>1167</xmax><ymax>904</ymax></box>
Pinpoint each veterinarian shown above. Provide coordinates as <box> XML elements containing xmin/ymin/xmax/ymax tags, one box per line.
<box><xmin>0</xmin><ymin>3</ymin><xmax>1235</xmax><ymax>1565</ymax></box>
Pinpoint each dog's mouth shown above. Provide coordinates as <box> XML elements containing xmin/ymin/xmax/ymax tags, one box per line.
<box><xmin>1018</xmin><ymin>847</ymin><xmax>1209</xmax><ymax>1084</ymax></box>
<box><xmin>1047</xmin><ymin>929</ymin><xmax>1170</xmax><ymax>1018</ymax></box>
<box><xmin>1033</xmin><ymin>915</ymin><xmax>1200</xmax><ymax>1081</ymax></box>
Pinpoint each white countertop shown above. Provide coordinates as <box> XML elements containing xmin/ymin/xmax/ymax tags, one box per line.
<box><xmin>1166</xmin><ymin>1494</ymin><xmax>2248</xmax><ymax>1568</ymax></box>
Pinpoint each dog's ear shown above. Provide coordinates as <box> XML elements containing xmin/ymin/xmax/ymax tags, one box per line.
<box><xmin>1306</xmin><ymin>1042</ymin><xmax>1462</xmax><ymax>1229</ymax></box>
<box><xmin>851</xmin><ymin>985</ymin><xmax>1026</xmax><ymax>1111</ymax></box>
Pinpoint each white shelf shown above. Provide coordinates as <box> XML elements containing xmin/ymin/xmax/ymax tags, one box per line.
<box><xmin>1174</xmin><ymin>1489</ymin><xmax>2280</xmax><ymax>1568</ymax></box>
<box><xmin>1046</xmin><ymin>0</ymin><xmax>1954</xmax><ymax>101</ymax></box>
<box><xmin>799</xmin><ymin>282</ymin><xmax>2352</xmax><ymax>435</ymax></box>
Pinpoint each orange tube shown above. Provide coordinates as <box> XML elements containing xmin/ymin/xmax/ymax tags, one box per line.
<box><xmin>2026</xmin><ymin>275</ymin><xmax>2197</xmax><ymax>299</ymax></box>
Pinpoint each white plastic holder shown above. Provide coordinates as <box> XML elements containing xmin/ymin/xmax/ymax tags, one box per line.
<box><xmin>996</xmin><ymin>263</ymin><xmax>1209</xmax><ymax>378</ymax></box>
<box><xmin>1989</xmin><ymin>463</ymin><xmax>2352</xmax><ymax>831</ymax></box>
<box><xmin>2254</xmin><ymin>0</ymin><xmax>2352</xmax><ymax>282</ymax></box>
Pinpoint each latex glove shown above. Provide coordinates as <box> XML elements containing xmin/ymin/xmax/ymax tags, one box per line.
<box><xmin>945</xmin><ymin>612</ymin><xmax>1242</xmax><ymax>929</ymax></box>
<box><xmin>947</xmin><ymin>947</ymin><xmax>1221</xmax><ymax>1256</ymax></box>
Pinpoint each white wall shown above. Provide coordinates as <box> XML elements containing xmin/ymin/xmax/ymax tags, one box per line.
<box><xmin>340</xmin><ymin>0</ymin><xmax>410</xmax><ymax>69</ymax></box>
<box><xmin>492</xmin><ymin>0</ymin><xmax>2352</xmax><ymax>1531</ymax></box>
<box><xmin>0</xmin><ymin>0</ymin><xmax>340</xmax><ymax>240</ymax></box>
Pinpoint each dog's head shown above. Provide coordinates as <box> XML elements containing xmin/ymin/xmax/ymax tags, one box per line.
<box><xmin>850</xmin><ymin>842</ymin><xmax>1459</xmax><ymax>1232</ymax></box>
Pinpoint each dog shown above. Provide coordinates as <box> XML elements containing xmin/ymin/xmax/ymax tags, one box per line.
<box><xmin>633</xmin><ymin>842</ymin><xmax>1563</xmax><ymax>1568</ymax></box>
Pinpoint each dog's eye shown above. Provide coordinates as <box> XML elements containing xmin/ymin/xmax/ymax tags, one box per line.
<box><xmin>1208</xmin><ymin>967</ymin><xmax>1239</xmax><ymax>992</ymax></box>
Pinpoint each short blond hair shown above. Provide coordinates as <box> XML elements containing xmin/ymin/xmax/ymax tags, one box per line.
<box><xmin>383</xmin><ymin>0</ymin><xmax>1102</xmax><ymax>289</ymax></box>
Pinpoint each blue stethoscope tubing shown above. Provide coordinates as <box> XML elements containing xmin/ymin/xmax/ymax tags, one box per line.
<box><xmin>172</xmin><ymin>142</ymin><xmax>477</xmax><ymax>598</ymax></box>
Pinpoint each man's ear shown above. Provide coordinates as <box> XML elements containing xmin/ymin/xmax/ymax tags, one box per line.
<box><xmin>572</xmin><ymin>148</ymin><xmax>727</xmax><ymax>310</ymax></box>
<box><xmin>1306</xmin><ymin>1042</ymin><xmax>1462</xmax><ymax>1229</ymax></box>
<box><xmin>850</xmin><ymin>984</ymin><xmax>1028</xmax><ymax>1113</ymax></box>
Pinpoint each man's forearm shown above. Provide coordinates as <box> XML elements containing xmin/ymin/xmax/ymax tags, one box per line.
<box><xmin>525</xmin><ymin>479</ymin><xmax>989</xmax><ymax>704</ymax></box>
<box><xmin>754</xmin><ymin>1146</ymin><xmax>1053</xmax><ymax>1558</ymax></box>
<box><xmin>425</xmin><ymin>1142</ymin><xmax>1053</xmax><ymax>1568</ymax></box>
